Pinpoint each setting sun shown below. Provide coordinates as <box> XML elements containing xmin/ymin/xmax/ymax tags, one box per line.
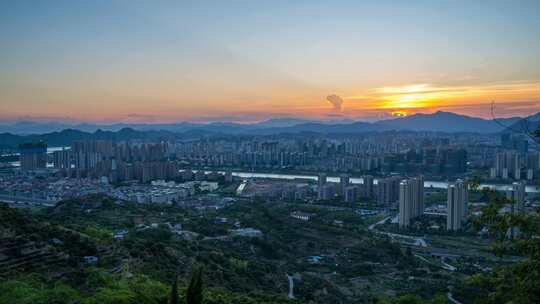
<box><xmin>391</xmin><ymin>110</ymin><xmax>408</xmax><ymax>117</ymax></box>
<box><xmin>374</xmin><ymin>84</ymin><xmax>438</xmax><ymax>110</ymax></box>
<box><xmin>348</xmin><ymin>82</ymin><xmax>540</xmax><ymax>117</ymax></box>
<box><xmin>380</xmin><ymin>94</ymin><xmax>432</xmax><ymax>109</ymax></box>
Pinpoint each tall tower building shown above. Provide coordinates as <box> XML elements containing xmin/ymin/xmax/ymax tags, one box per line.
<box><xmin>344</xmin><ymin>185</ymin><xmax>358</xmax><ymax>203</ymax></box>
<box><xmin>361</xmin><ymin>175</ymin><xmax>374</xmax><ymax>198</ymax></box>
<box><xmin>506</xmin><ymin>181</ymin><xmax>526</xmax><ymax>239</ymax></box>
<box><xmin>399</xmin><ymin>180</ymin><xmax>412</xmax><ymax>228</ymax></box>
<box><xmin>318</xmin><ymin>173</ymin><xmax>327</xmax><ymax>186</ymax></box>
<box><xmin>375</xmin><ymin>176</ymin><xmax>401</xmax><ymax>206</ymax></box>
<box><xmin>507</xmin><ymin>181</ymin><xmax>526</xmax><ymax>215</ymax></box>
<box><xmin>447</xmin><ymin>179</ymin><xmax>468</xmax><ymax>231</ymax></box>
<box><xmin>317</xmin><ymin>173</ymin><xmax>327</xmax><ymax>200</ymax></box>
<box><xmin>413</xmin><ymin>176</ymin><xmax>425</xmax><ymax>217</ymax></box>
<box><xmin>398</xmin><ymin>176</ymin><xmax>424</xmax><ymax>228</ymax></box>
<box><xmin>339</xmin><ymin>174</ymin><xmax>350</xmax><ymax>196</ymax></box>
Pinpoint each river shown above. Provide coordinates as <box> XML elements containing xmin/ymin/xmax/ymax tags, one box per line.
<box><xmin>223</xmin><ymin>171</ymin><xmax>538</xmax><ymax>193</ymax></box>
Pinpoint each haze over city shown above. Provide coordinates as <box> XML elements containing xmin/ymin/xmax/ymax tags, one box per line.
<box><xmin>1</xmin><ymin>0</ymin><xmax>540</xmax><ymax>123</ymax></box>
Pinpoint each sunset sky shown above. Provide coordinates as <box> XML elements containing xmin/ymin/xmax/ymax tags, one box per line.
<box><xmin>1</xmin><ymin>0</ymin><xmax>540</xmax><ymax>123</ymax></box>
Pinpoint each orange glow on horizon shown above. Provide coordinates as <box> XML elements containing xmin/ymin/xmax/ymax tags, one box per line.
<box><xmin>341</xmin><ymin>81</ymin><xmax>540</xmax><ymax>118</ymax></box>
<box><xmin>1</xmin><ymin>81</ymin><xmax>540</xmax><ymax>123</ymax></box>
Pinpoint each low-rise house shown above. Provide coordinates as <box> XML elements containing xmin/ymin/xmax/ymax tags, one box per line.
<box><xmin>113</xmin><ymin>229</ymin><xmax>129</xmax><ymax>240</ymax></box>
<box><xmin>307</xmin><ymin>255</ymin><xmax>323</xmax><ymax>264</ymax></box>
<box><xmin>333</xmin><ymin>220</ymin><xmax>344</xmax><ymax>227</ymax></box>
<box><xmin>290</xmin><ymin>211</ymin><xmax>314</xmax><ymax>221</ymax></box>
<box><xmin>230</xmin><ymin>228</ymin><xmax>262</xmax><ymax>238</ymax></box>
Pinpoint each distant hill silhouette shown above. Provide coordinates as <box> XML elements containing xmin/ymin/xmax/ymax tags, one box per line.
<box><xmin>374</xmin><ymin>111</ymin><xmax>522</xmax><ymax>133</ymax></box>
<box><xmin>1</xmin><ymin>111</ymin><xmax>538</xmax><ymax>148</ymax></box>
<box><xmin>0</xmin><ymin>128</ymin><xmax>181</xmax><ymax>149</ymax></box>
<box><xmin>503</xmin><ymin>112</ymin><xmax>540</xmax><ymax>136</ymax></box>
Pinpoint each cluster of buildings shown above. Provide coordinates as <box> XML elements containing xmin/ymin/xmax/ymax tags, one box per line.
<box><xmin>0</xmin><ymin>168</ymin><xmax>224</xmax><ymax>206</ymax></box>
<box><xmin>240</xmin><ymin>180</ymin><xmax>312</xmax><ymax>201</ymax></box>
<box><xmin>9</xmin><ymin>133</ymin><xmax>536</xmax><ymax>234</ymax></box>
<box><xmin>173</xmin><ymin>137</ymin><xmax>386</xmax><ymax>173</ymax></box>
<box><xmin>172</xmin><ymin>135</ymin><xmax>471</xmax><ymax>177</ymax></box>
<box><xmin>395</xmin><ymin>176</ymin><xmax>468</xmax><ymax>231</ymax></box>
<box><xmin>382</xmin><ymin>148</ymin><xmax>467</xmax><ymax>176</ymax></box>
<box><xmin>50</xmin><ymin>140</ymin><xmax>177</xmax><ymax>183</ymax></box>
<box><xmin>109</xmin><ymin>180</ymin><xmax>219</xmax><ymax>204</ymax></box>
<box><xmin>316</xmin><ymin>174</ymin><xmax>372</xmax><ymax>203</ymax></box>
<box><xmin>316</xmin><ymin>173</ymin><xmax>362</xmax><ymax>203</ymax></box>
<box><xmin>316</xmin><ymin>173</ymin><xmax>404</xmax><ymax>207</ymax></box>
<box><xmin>15</xmin><ymin>140</ymin><xmax>218</xmax><ymax>185</ymax></box>
<box><xmin>239</xmin><ymin>173</ymin><xmax>400</xmax><ymax>206</ymax></box>
<box><xmin>490</xmin><ymin>151</ymin><xmax>540</xmax><ymax>181</ymax></box>
<box><xmin>111</xmin><ymin>182</ymin><xmax>191</xmax><ymax>204</ymax></box>
<box><xmin>18</xmin><ymin>140</ymin><xmax>177</xmax><ymax>184</ymax></box>
<box><xmin>314</xmin><ymin>172</ymin><xmax>475</xmax><ymax>232</ymax></box>
<box><xmin>13</xmin><ymin>127</ymin><xmax>540</xmax><ymax>182</ymax></box>
<box><xmin>0</xmin><ymin>174</ymin><xmax>112</xmax><ymax>204</ymax></box>
<box><xmin>398</xmin><ymin>177</ymin><xmax>529</xmax><ymax>232</ymax></box>
<box><xmin>15</xmin><ymin>129</ymin><xmax>540</xmax><ymax>187</ymax></box>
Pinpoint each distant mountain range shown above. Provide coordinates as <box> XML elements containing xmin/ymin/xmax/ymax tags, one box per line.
<box><xmin>375</xmin><ymin>111</ymin><xmax>522</xmax><ymax>133</ymax></box>
<box><xmin>0</xmin><ymin>128</ymin><xmax>182</xmax><ymax>149</ymax></box>
<box><xmin>502</xmin><ymin>112</ymin><xmax>540</xmax><ymax>136</ymax></box>
<box><xmin>0</xmin><ymin>117</ymin><xmax>357</xmax><ymax>134</ymax></box>
<box><xmin>1</xmin><ymin>111</ymin><xmax>538</xmax><ymax>148</ymax></box>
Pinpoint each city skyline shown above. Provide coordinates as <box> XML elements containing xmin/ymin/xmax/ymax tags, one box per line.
<box><xmin>2</xmin><ymin>1</ymin><xmax>540</xmax><ymax>123</ymax></box>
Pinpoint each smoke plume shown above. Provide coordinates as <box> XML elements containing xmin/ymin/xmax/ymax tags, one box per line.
<box><xmin>326</xmin><ymin>94</ymin><xmax>344</xmax><ymax>112</ymax></box>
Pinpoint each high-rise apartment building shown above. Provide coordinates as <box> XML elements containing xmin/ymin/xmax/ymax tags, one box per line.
<box><xmin>319</xmin><ymin>183</ymin><xmax>336</xmax><ymax>200</ymax></box>
<box><xmin>506</xmin><ymin>181</ymin><xmax>526</xmax><ymax>215</ymax></box>
<box><xmin>19</xmin><ymin>142</ymin><xmax>47</xmax><ymax>171</ymax></box>
<box><xmin>375</xmin><ymin>176</ymin><xmax>401</xmax><ymax>206</ymax></box>
<box><xmin>492</xmin><ymin>151</ymin><xmax>521</xmax><ymax>180</ymax></box>
<box><xmin>361</xmin><ymin>175</ymin><xmax>374</xmax><ymax>198</ymax></box>
<box><xmin>317</xmin><ymin>173</ymin><xmax>327</xmax><ymax>200</ymax></box>
<box><xmin>398</xmin><ymin>176</ymin><xmax>424</xmax><ymax>228</ymax></box>
<box><xmin>52</xmin><ymin>149</ymin><xmax>72</xmax><ymax>169</ymax></box>
<box><xmin>506</xmin><ymin>181</ymin><xmax>526</xmax><ymax>239</ymax></box>
<box><xmin>447</xmin><ymin>179</ymin><xmax>468</xmax><ymax>231</ymax></box>
<box><xmin>344</xmin><ymin>185</ymin><xmax>359</xmax><ymax>203</ymax></box>
<box><xmin>339</xmin><ymin>174</ymin><xmax>350</xmax><ymax>196</ymax></box>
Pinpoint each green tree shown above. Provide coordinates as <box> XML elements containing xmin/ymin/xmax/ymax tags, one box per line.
<box><xmin>168</xmin><ymin>275</ymin><xmax>179</xmax><ymax>304</ymax></box>
<box><xmin>186</xmin><ymin>267</ymin><xmax>203</xmax><ymax>304</ymax></box>
<box><xmin>376</xmin><ymin>294</ymin><xmax>447</xmax><ymax>304</ymax></box>
<box><xmin>455</xmin><ymin>127</ymin><xmax>540</xmax><ymax>304</ymax></box>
